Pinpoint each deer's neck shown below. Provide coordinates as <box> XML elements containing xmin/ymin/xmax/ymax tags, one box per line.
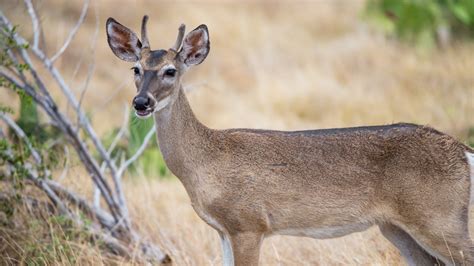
<box><xmin>153</xmin><ymin>87</ymin><xmax>212</xmax><ymax>181</ymax></box>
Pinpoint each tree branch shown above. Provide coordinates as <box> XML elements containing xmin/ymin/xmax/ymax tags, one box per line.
<box><xmin>23</xmin><ymin>0</ymin><xmax>40</xmax><ymax>49</ymax></box>
<box><xmin>0</xmin><ymin>4</ymin><xmax>169</xmax><ymax>263</ymax></box>
<box><xmin>0</xmin><ymin>11</ymin><xmax>125</xmax><ymax>223</ymax></box>
<box><xmin>50</xmin><ymin>0</ymin><xmax>90</xmax><ymax>63</ymax></box>
<box><xmin>117</xmin><ymin>127</ymin><xmax>156</xmax><ymax>178</ymax></box>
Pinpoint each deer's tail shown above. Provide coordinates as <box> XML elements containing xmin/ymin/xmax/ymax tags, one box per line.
<box><xmin>466</xmin><ymin>150</ymin><xmax>474</xmax><ymax>204</ymax></box>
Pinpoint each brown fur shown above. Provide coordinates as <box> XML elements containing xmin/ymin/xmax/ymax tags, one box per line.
<box><xmin>106</xmin><ymin>17</ymin><xmax>474</xmax><ymax>266</ymax></box>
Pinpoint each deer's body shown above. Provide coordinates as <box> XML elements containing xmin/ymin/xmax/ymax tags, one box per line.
<box><xmin>106</xmin><ymin>16</ymin><xmax>474</xmax><ymax>265</ymax></box>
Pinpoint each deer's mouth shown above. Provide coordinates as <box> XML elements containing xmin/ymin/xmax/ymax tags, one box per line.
<box><xmin>135</xmin><ymin>108</ymin><xmax>154</xmax><ymax>119</ymax></box>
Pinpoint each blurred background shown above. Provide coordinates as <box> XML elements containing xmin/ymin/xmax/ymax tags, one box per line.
<box><xmin>0</xmin><ymin>0</ymin><xmax>473</xmax><ymax>265</ymax></box>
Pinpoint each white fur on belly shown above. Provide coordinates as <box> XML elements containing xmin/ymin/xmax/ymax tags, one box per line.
<box><xmin>274</xmin><ymin>222</ymin><xmax>371</xmax><ymax>239</ymax></box>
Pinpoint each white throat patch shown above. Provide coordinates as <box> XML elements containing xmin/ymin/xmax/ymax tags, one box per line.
<box><xmin>153</xmin><ymin>95</ymin><xmax>171</xmax><ymax>113</ymax></box>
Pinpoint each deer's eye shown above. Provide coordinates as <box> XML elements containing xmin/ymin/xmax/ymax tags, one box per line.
<box><xmin>131</xmin><ymin>67</ymin><xmax>140</xmax><ymax>75</ymax></box>
<box><xmin>164</xmin><ymin>68</ymin><xmax>176</xmax><ymax>77</ymax></box>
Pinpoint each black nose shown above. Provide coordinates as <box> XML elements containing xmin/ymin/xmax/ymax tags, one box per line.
<box><xmin>133</xmin><ymin>96</ymin><xmax>150</xmax><ymax>111</ymax></box>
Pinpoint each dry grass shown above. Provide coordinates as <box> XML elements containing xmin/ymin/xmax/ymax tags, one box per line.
<box><xmin>1</xmin><ymin>0</ymin><xmax>473</xmax><ymax>265</ymax></box>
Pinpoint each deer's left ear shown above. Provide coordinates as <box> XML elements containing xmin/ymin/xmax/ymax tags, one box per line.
<box><xmin>106</xmin><ymin>18</ymin><xmax>142</xmax><ymax>62</ymax></box>
<box><xmin>179</xmin><ymin>25</ymin><xmax>210</xmax><ymax>67</ymax></box>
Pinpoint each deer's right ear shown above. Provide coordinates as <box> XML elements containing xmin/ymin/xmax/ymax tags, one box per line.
<box><xmin>106</xmin><ymin>18</ymin><xmax>142</xmax><ymax>62</ymax></box>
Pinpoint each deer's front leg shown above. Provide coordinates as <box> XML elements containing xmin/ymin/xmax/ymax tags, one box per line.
<box><xmin>223</xmin><ymin>232</ymin><xmax>263</xmax><ymax>266</ymax></box>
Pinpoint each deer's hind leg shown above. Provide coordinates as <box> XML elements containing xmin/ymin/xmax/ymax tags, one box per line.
<box><xmin>394</xmin><ymin>194</ymin><xmax>474</xmax><ymax>266</ymax></box>
<box><xmin>400</xmin><ymin>220</ymin><xmax>474</xmax><ymax>266</ymax></box>
<box><xmin>379</xmin><ymin>223</ymin><xmax>443</xmax><ymax>266</ymax></box>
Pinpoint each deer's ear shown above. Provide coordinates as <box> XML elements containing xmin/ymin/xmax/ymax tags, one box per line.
<box><xmin>106</xmin><ymin>18</ymin><xmax>142</xmax><ymax>62</ymax></box>
<box><xmin>179</xmin><ymin>25</ymin><xmax>210</xmax><ymax>67</ymax></box>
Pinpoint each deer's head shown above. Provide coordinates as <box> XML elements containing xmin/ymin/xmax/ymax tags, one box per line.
<box><xmin>106</xmin><ymin>16</ymin><xmax>210</xmax><ymax>118</ymax></box>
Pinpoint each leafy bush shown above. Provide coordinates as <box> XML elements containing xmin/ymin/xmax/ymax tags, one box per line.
<box><xmin>364</xmin><ymin>0</ymin><xmax>474</xmax><ymax>46</ymax></box>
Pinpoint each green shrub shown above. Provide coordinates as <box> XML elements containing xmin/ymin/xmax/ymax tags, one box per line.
<box><xmin>364</xmin><ymin>0</ymin><xmax>474</xmax><ymax>46</ymax></box>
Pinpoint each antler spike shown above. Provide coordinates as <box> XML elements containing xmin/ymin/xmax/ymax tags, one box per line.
<box><xmin>172</xmin><ymin>24</ymin><xmax>186</xmax><ymax>51</ymax></box>
<box><xmin>141</xmin><ymin>15</ymin><xmax>150</xmax><ymax>48</ymax></box>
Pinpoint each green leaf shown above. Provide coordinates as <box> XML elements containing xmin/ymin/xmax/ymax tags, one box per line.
<box><xmin>451</xmin><ymin>4</ymin><xmax>471</xmax><ymax>24</ymax></box>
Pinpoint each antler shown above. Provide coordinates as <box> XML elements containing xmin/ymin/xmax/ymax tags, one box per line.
<box><xmin>141</xmin><ymin>15</ymin><xmax>150</xmax><ymax>48</ymax></box>
<box><xmin>172</xmin><ymin>24</ymin><xmax>186</xmax><ymax>51</ymax></box>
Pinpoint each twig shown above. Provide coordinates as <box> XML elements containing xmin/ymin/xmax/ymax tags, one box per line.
<box><xmin>45</xmin><ymin>180</ymin><xmax>115</xmax><ymax>230</ymax></box>
<box><xmin>0</xmin><ymin>71</ymin><xmax>42</xmax><ymax>104</ymax></box>
<box><xmin>58</xmin><ymin>145</ymin><xmax>69</xmax><ymax>181</ymax></box>
<box><xmin>6</xmin><ymin>49</ymin><xmax>27</xmax><ymax>82</ymax></box>
<box><xmin>23</xmin><ymin>0</ymin><xmax>40</xmax><ymax>49</ymax></box>
<box><xmin>95</xmin><ymin>104</ymin><xmax>129</xmax><ymax>208</ymax></box>
<box><xmin>106</xmin><ymin>104</ymin><xmax>130</xmax><ymax>159</ymax></box>
<box><xmin>93</xmin><ymin>78</ymin><xmax>132</xmax><ymax>114</ymax></box>
<box><xmin>50</xmin><ymin>0</ymin><xmax>90</xmax><ymax>63</ymax></box>
<box><xmin>0</xmin><ymin>112</ymin><xmax>41</xmax><ymax>163</ymax></box>
<box><xmin>75</xmin><ymin>60</ymin><xmax>95</xmax><ymax>129</ymax></box>
<box><xmin>117</xmin><ymin>127</ymin><xmax>156</xmax><ymax>178</ymax></box>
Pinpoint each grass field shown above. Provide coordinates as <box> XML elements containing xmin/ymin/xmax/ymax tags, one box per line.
<box><xmin>1</xmin><ymin>0</ymin><xmax>473</xmax><ymax>265</ymax></box>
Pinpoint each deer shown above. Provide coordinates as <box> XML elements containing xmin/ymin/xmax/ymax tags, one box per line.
<box><xmin>106</xmin><ymin>15</ymin><xmax>474</xmax><ymax>266</ymax></box>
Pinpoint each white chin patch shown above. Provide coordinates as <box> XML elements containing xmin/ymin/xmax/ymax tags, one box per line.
<box><xmin>135</xmin><ymin>111</ymin><xmax>152</xmax><ymax>119</ymax></box>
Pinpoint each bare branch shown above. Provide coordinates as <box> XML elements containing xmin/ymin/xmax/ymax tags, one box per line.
<box><xmin>0</xmin><ymin>73</ymin><xmax>44</xmax><ymax>114</ymax></box>
<box><xmin>1</xmin><ymin>55</ymin><xmax>121</xmax><ymax>221</ymax></box>
<box><xmin>1</xmin><ymin>12</ymin><xmax>125</xmax><ymax>222</ymax></box>
<box><xmin>50</xmin><ymin>0</ymin><xmax>90</xmax><ymax>62</ymax></box>
<box><xmin>106</xmin><ymin>104</ymin><xmax>130</xmax><ymax>158</ymax></box>
<box><xmin>76</xmin><ymin>2</ymin><xmax>98</xmax><ymax>122</ymax></box>
<box><xmin>93</xmin><ymin>78</ymin><xmax>132</xmax><ymax>114</ymax></box>
<box><xmin>1</xmin><ymin>10</ymin><xmax>119</xmax><ymax>188</ymax></box>
<box><xmin>45</xmin><ymin>180</ymin><xmax>115</xmax><ymax>230</ymax></box>
<box><xmin>0</xmin><ymin>48</ymin><xmax>121</xmax><ymax>222</ymax></box>
<box><xmin>23</xmin><ymin>0</ymin><xmax>40</xmax><ymax>49</ymax></box>
<box><xmin>95</xmin><ymin>104</ymin><xmax>129</xmax><ymax>208</ymax></box>
<box><xmin>117</xmin><ymin>127</ymin><xmax>156</xmax><ymax>178</ymax></box>
<box><xmin>76</xmin><ymin>61</ymin><xmax>95</xmax><ymax>128</ymax></box>
<box><xmin>5</xmin><ymin>49</ymin><xmax>27</xmax><ymax>81</ymax></box>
